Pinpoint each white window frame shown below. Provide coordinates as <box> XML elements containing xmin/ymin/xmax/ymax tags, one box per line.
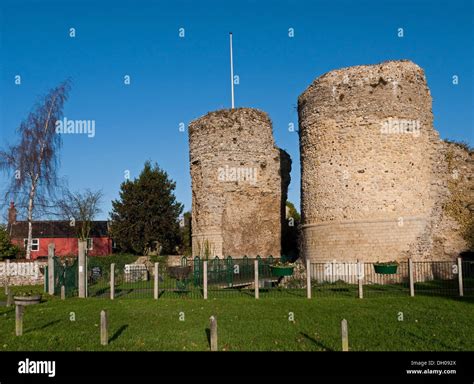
<box><xmin>24</xmin><ymin>238</ymin><xmax>39</xmax><ymax>252</ymax></box>
<box><xmin>86</xmin><ymin>238</ymin><xmax>93</xmax><ymax>251</ymax></box>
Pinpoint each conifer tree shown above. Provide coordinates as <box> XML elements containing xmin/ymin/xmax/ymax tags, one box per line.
<box><xmin>110</xmin><ymin>161</ymin><xmax>183</xmax><ymax>255</ymax></box>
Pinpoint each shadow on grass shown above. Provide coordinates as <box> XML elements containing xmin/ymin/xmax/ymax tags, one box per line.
<box><xmin>267</xmin><ymin>289</ymin><xmax>306</xmax><ymax>298</ymax></box>
<box><xmin>300</xmin><ymin>332</ymin><xmax>334</xmax><ymax>351</ymax></box>
<box><xmin>26</xmin><ymin>319</ymin><xmax>61</xmax><ymax>334</ymax></box>
<box><xmin>205</xmin><ymin>328</ymin><xmax>210</xmax><ymax>348</ymax></box>
<box><xmin>239</xmin><ymin>290</ymin><xmax>254</xmax><ymax>298</ymax></box>
<box><xmin>109</xmin><ymin>324</ymin><xmax>129</xmax><ymax>343</ymax></box>
<box><xmin>208</xmin><ymin>289</ymin><xmax>255</xmax><ymax>299</ymax></box>
<box><xmin>88</xmin><ymin>287</ymin><xmax>109</xmax><ymax>298</ymax></box>
<box><xmin>408</xmin><ymin>294</ymin><xmax>474</xmax><ymax>304</ymax></box>
<box><xmin>404</xmin><ymin>330</ymin><xmax>456</xmax><ymax>351</ymax></box>
<box><xmin>114</xmin><ymin>289</ymin><xmax>133</xmax><ymax>298</ymax></box>
<box><xmin>443</xmin><ymin>295</ymin><xmax>474</xmax><ymax>304</ymax></box>
<box><xmin>0</xmin><ymin>307</ymin><xmax>15</xmax><ymax>315</ymax></box>
<box><xmin>114</xmin><ymin>288</ymin><xmax>154</xmax><ymax>299</ymax></box>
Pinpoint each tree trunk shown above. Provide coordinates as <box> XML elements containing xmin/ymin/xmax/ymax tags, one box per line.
<box><xmin>25</xmin><ymin>93</ymin><xmax>56</xmax><ymax>259</ymax></box>
<box><xmin>26</xmin><ymin>182</ymin><xmax>36</xmax><ymax>260</ymax></box>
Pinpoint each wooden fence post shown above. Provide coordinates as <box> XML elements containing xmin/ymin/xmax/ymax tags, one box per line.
<box><xmin>203</xmin><ymin>261</ymin><xmax>208</xmax><ymax>300</ymax></box>
<box><xmin>409</xmin><ymin>258</ymin><xmax>415</xmax><ymax>297</ymax></box>
<box><xmin>306</xmin><ymin>259</ymin><xmax>312</xmax><ymax>299</ymax></box>
<box><xmin>85</xmin><ymin>251</ymin><xmax>88</xmax><ymax>298</ymax></box>
<box><xmin>458</xmin><ymin>257</ymin><xmax>464</xmax><ymax>297</ymax></box>
<box><xmin>78</xmin><ymin>240</ymin><xmax>86</xmax><ymax>298</ymax></box>
<box><xmin>48</xmin><ymin>244</ymin><xmax>55</xmax><ymax>295</ymax></box>
<box><xmin>110</xmin><ymin>263</ymin><xmax>115</xmax><ymax>300</ymax></box>
<box><xmin>43</xmin><ymin>265</ymin><xmax>47</xmax><ymax>293</ymax></box>
<box><xmin>154</xmin><ymin>262</ymin><xmax>159</xmax><ymax>300</ymax></box>
<box><xmin>358</xmin><ymin>261</ymin><xmax>363</xmax><ymax>299</ymax></box>
<box><xmin>341</xmin><ymin>319</ymin><xmax>348</xmax><ymax>352</ymax></box>
<box><xmin>4</xmin><ymin>261</ymin><xmax>9</xmax><ymax>294</ymax></box>
<box><xmin>100</xmin><ymin>310</ymin><xmax>108</xmax><ymax>346</ymax></box>
<box><xmin>254</xmin><ymin>259</ymin><xmax>259</xmax><ymax>299</ymax></box>
<box><xmin>209</xmin><ymin>316</ymin><xmax>217</xmax><ymax>351</ymax></box>
<box><xmin>6</xmin><ymin>287</ymin><xmax>13</xmax><ymax>307</ymax></box>
<box><xmin>16</xmin><ymin>305</ymin><xmax>24</xmax><ymax>336</ymax></box>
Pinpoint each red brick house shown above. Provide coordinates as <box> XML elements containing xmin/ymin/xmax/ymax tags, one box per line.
<box><xmin>6</xmin><ymin>202</ymin><xmax>113</xmax><ymax>259</ymax></box>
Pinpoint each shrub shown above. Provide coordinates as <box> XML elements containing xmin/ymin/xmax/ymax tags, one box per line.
<box><xmin>0</xmin><ymin>224</ymin><xmax>20</xmax><ymax>260</ymax></box>
<box><xmin>87</xmin><ymin>253</ymin><xmax>139</xmax><ymax>277</ymax></box>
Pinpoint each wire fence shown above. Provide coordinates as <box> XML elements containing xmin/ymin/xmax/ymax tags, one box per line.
<box><xmin>206</xmin><ymin>256</ymin><xmax>305</xmax><ymax>298</ymax></box>
<box><xmin>463</xmin><ymin>260</ymin><xmax>474</xmax><ymax>296</ymax></box>
<box><xmin>158</xmin><ymin>258</ymin><xmax>203</xmax><ymax>299</ymax></box>
<box><xmin>310</xmin><ymin>262</ymin><xmax>359</xmax><ymax>298</ymax></box>
<box><xmin>363</xmin><ymin>261</ymin><xmax>410</xmax><ymax>297</ymax></box>
<box><xmin>308</xmin><ymin>261</ymin><xmax>411</xmax><ymax>298</ymax></box>
<box><xmin>413</xmin><ymin>261</ymin><xmax>459</xmax><ymax>296</ymax></box>
<box><xmin>83</xmin><ymin>257</ymin><xmax>473</xmax><ymax>299</ymax></box>
<box><xmin>87</xmin><ymin>263</ymin><xmax>111</xmax><ymax>298</ymax></box>
<box><xmin>44</xmin><ymin>257</ymin><xmax>78</xmax><ymax>297</ymax></box>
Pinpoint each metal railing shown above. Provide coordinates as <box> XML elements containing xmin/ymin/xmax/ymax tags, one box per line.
<box><xmin>84</xmin><ymin>257</ymin><xmax>473</xmax><ymax>300</ymax></box>
<box><xmin>412</xmin><ymin>261</ymin><xmax>459</xmax><ymax>296</ymax></box>
<box><xmin>463</xmin><ymin>260</ymin><xmax>474</xmax><ymax>296</ymax></box>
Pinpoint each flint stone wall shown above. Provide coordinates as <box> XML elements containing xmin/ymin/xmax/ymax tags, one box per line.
<box><xmin>427</xmin><ymin>141</ymin><xmax>474</xmax><ymax>259</ymax></box>
<box><xmin>189</xmin><ymin>108</ymin><xmax>291</xmax><ymax>258</ymax></box>
<box><xmin>0</xmin><ymin>260</ymin><xmax>46</xmax><ymax>286</ymax></box>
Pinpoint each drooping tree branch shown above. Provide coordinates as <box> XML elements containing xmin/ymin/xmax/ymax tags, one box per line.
<box><xmin>0</xmin><ymin>79</ymin><xmax>71</xmax><ymax>258</ymax></box>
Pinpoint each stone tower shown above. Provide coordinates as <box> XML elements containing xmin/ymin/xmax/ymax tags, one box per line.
<box><xmin>189</xmin><ymin>108</ymin><xmax>291</xmax><ymax>258</ymax></box>
<box><xmin>298</xmin><ymin>60</ymin><xmax>441</xmax><ymax>263</ymax></box>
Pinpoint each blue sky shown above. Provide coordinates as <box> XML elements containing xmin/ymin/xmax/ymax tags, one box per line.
<box><xmin>0</xmin><ymin>0</ymin><xmax>472</xmax><ymax>220</ymax></box>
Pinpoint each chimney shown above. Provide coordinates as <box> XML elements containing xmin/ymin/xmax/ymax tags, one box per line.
<box><xmin>8</xmin><ymin>201</ymin><xmax>17</xmax><ymax>225</ymax></box>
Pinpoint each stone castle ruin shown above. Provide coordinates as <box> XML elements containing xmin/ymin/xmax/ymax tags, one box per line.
<box><xmin>188</xmin><ymin>60</ymin><xmax>472</xmax><ymax>265</ymax></box>
<box><xmin>188</xmin><ymin>108</ymin><xmax>291</xmax><ymax>258</ymax></box>
<box><xmin>298</xmin><ymin>60</ymin><xmax>473</xmax><ymax>264</ymax></box>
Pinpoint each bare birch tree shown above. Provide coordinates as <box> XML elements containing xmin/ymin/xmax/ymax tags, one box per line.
<box><xmin>0</xmin><ymin>80</ymin><xmax>71</xmax><ymax>258</ymax></box>
<box><xmin>56</xmin><ymin>188</ymin><xmax>103</xmax><ymax>240</ymax></box>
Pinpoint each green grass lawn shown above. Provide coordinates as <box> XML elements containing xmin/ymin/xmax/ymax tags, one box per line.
<box><xmin>0</xmin><ymin>287</ymin><xmax>473</xmax><ymax>351</ymax></box>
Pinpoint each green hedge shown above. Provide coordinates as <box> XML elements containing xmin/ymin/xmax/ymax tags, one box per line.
<box><xmin>87</xmin><ymin>254</ymin><xmax>138</xmax><ymax>276</ymax></box>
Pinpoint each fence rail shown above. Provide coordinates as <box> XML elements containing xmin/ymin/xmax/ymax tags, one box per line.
<box><xmin>66</xmin><ymin>257</ymin><xmax>474</xmax><ymax>300</ymax></box>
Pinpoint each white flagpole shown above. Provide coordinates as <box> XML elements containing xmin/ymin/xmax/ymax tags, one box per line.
<box><xmin>230</xmin><ymin>32</ymin><xmax>235</xmax><ymax>109</ymax></box>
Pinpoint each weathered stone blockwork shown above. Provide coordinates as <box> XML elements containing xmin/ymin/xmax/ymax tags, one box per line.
<box><xmin>298</xmin><ymin>60</ymin><xmax>452</xmax><ymax>263</ymax></box>
<box><xmin>189</xmin><ymin>108</ymin><xmax>291</xmax><ymax>258</ymax></box>
<box><xmin>427</xmin><ymin>141</ymin><xmax>474</xmax><ymax>259</ymax></box>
